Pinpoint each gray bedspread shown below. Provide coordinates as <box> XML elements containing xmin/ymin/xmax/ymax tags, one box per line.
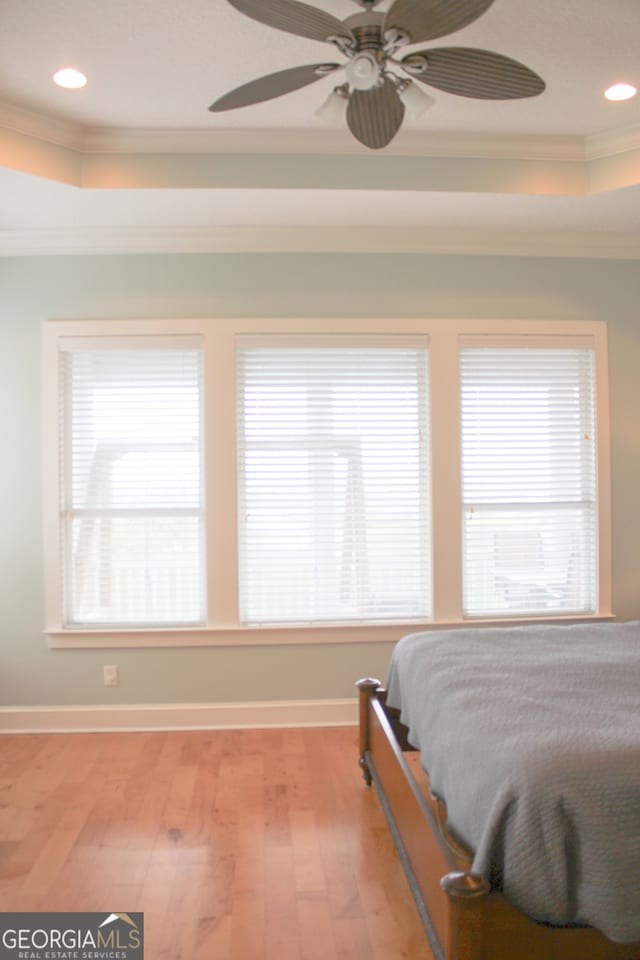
<box><xmin>385</xmin><ymin>621</ymin><xmax>640</xmax><ymax>943</ymax></box>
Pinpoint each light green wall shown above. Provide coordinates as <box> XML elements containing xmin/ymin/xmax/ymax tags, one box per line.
<box><xmin>1</xmin><ymin>252</ymin><xmax>639</xmax><ymax>708</ymax></box>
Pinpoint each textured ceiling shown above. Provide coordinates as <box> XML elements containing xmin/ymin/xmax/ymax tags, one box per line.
<box><xmin>1</xmin><ymin>0</ymin><xmax>639</xmax><ymax>255</ymax></box>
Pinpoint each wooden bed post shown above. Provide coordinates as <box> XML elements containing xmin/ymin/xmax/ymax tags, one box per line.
<box><xmin>356</xmin><ymin>677</ymin><xmax>381</xmax><ymax>786</ymax></box>
<box><xmin>441</xmin><ymin>871</ymin><xmax>491</xmax><ymax>960</ymax></box>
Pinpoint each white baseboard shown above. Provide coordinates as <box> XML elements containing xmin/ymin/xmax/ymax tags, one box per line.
<box><xmin>0</xmin><ymin>698</ymin><xmax>358</xmax><ymax>734</ymax></box>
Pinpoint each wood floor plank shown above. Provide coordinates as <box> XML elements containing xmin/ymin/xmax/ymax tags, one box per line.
<box><xmin>0</xmin><ymin>840</ymin><xmax>18</xmax><ymax>870</ymax></box>
<box><xmin>0</xmin><ymin>726</ymin><xmax>433</xmax><ymax>959</ymax></box>
<box><xmin>264</xmin><ymin>843</ymin><xmax>300</xmax><ymax>959</ymax></box>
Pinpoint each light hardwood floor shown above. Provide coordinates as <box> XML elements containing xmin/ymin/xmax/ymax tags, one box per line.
<box><xmin>0</xmin><ymin>725</ymin><xmax>432</xmax><ymax>959</ymax></box>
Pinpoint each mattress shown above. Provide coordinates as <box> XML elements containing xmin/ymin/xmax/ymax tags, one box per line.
<box><xmin>385</xmin><ymin>621</ymin><xmax>640</xmax><ymax>943</ymax></box>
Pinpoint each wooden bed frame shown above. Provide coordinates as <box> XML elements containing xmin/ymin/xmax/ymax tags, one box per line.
<box><xmin>357</xmin><ymin>677</ymin><xmax>640</xmax><ymax>960</ymax></box>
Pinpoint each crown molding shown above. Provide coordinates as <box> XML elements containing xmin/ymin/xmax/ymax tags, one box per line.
<box><xmin>0</xmin><ymin>98</ymin><xmax>597</xmax><ymax>162</ymax></box>
<box><xmin>79</xmin><ymin>126</ymin><xmax>588</xmax><ymax>161</ymax></box>
<box><xmin>0</xmin><ymin>99</ymin><xmax>86</xmax><ymax>151</ymax></box>
<box><xmin>2</xmin><ymin>98</ymin><xmax>639</xmax><ymax>164</ymax></box>
<box><xmin>2</xmin><ymin>224</ymin><xmax>638</xmax><ymax>259</ymax></box>
<box><xmin>585</xmin><ymin>123</ymin><xmax>640</xmax><ymax>160</ymax></box>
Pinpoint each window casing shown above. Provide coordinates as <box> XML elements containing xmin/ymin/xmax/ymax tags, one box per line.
<box><xmin>43</xmin><ymin>318</ymin><xmax>612</xmax><ymax>647</ymax></box>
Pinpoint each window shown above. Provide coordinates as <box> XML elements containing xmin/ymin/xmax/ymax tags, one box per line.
<box><xmin>236</xmin><ymin>339</ymin><xmax>431</xmax><ymax>624</ymax></box>
<box><xmin>460</xmin><ymin>338</ymin><xmax>597</xmax><ymax>617</ymax></box>
<box><xmin>43</xmin><ymin>319</ymin><xmax>611</xmax><ymax>647</ymax></box>
<box><xmin>57</xmin><ymin>335</ymin><xmax>205</xmax><ymax>627</ymax></box>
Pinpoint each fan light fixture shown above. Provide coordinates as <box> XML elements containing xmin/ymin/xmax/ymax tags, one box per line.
<box><xmin>345</xmin><ymin>51</ymin><xmax>382</xmax><ymax>91</ymax></box>
<box><xmin>210</xmin><ymin>0</ymin><xmax>546</xmax><ymax>150</ymax></box>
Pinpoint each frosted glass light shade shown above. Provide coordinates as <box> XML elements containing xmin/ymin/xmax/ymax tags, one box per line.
<box><xmin>315</xmin><ymin>87</ymin><xmax>349</xmax><ymax>126</ymax></box>
<box><xmin>397</xmin><ymin>80</ymin><xmax>435</xmax><ymax>119</ymax></box>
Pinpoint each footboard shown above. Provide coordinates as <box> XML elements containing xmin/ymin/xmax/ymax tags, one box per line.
<box><xmin>357</xmin><ymin>677</ymin><xmax>640</xmax><ymax>960</ymax></box>
<box><xmin>357</xmin><ymin>678</ymin><xmax>489</xmax><ymax>960</ymax></box>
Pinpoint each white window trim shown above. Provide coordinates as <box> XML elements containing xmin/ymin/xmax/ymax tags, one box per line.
<box><xmin>43</xmin><ymin>317</ymin><xmax>612</xmax><ymax>648</ymax></box>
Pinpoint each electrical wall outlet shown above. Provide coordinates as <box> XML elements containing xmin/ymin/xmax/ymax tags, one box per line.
<box><xmin>103</xmin><ymin>664</ymin><xmax>119</xmax><ymax>687</ymax></box>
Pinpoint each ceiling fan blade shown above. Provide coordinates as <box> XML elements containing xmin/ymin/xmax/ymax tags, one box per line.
<box><xmin>384</xmin><ymin>0</ymin><xmax>495</xmax><ymax>44</ymax></box>
<box><xmin>209</xmin><ymin>63</ymin><xmax>340</xmax><ymax>112</ymax></box>
<box><xmin>402</xmin><ymin>47</ymin><xmax>545</xmax><ymax>99</ymax></box>
<box><xmin>346</xmin><ymin>78</ymin><xmax>405</xmax><ymax>150</ymax></box>
<box><xmin>226</xmin><ymin>0</ymin><xmax>354</xmax><ymax>43</ymax></box>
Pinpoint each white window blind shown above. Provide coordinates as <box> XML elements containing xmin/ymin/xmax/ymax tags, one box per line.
<box><xmin>460</xmin><ymin>341</ymin><xmax>597</xmax><ymax>617</ymax></box>
<box><xmin>59</xmin><ymin>339</ymin><xmax>205</xmax><ymax>627</ymax></box>
<box><xmin>236</xmin><ymin>341</ymin><xmax>431</xmax><ymax>624</ymax></box>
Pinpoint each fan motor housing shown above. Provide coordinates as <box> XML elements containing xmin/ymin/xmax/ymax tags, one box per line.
<box><xmin>343</xmin><ymin>12</ymin><xmax>385</xmax><ymax>49</ymax></box>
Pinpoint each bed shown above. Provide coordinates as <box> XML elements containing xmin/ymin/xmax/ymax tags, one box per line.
<box><xmin>357</xmin><ymin>621</ymin><xmax>640</xmax><ymax>960</ymax></box>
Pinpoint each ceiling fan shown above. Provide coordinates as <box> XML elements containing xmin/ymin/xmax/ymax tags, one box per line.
<box><xmin>209</xmin><ymin>0</ymin><xmax>545</xmax><ymax>149</ymax></box>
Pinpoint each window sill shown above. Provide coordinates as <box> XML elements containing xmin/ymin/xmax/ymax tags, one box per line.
<box><xmin>46</xmin><ymin>613</ymin><xmax>615</xmax><ymax>649</ymax></box>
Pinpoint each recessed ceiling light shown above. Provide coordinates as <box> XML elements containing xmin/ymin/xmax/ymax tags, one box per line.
<box><xmin>53</xmin><ymin>68</ymin><xmax>87</xmax><ymax>89</ymax></box>
<box><xmin>604</xmin><ymin>82</ymin><xmax>637</xmax><ymax>102</ymax></box>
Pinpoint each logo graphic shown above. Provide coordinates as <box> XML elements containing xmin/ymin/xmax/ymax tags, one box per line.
<box><xmin>99</xmin><ymin>913</ymin><xmax>139</xmax><ymax>931</ymax></box>
<box><xmin>0</xmin><ymin>912</ymin><xmax>144</xmax><ymax>959</ymax></box>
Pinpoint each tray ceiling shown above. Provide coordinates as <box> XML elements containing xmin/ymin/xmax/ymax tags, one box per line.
<box><xmin>1</xmin><ymin>0</ymin><xmax>639</xmax><ymax>256</ymax></box>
